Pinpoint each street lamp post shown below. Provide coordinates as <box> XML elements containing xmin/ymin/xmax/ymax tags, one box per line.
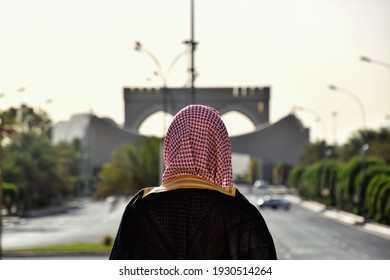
<box><xmin>293</xmin><ymin>105</ymin><xmax>327</xmax><ymax>141</ymax></box>
<box><xmin>361</xmin><ymin>143</ymin><xmax>370</xmax><ymax>221</ymax></box>
<box><xmin>183</xmin><ymin>0</ymin><xmax>197</xmax><ymax>104</ymax></box>
<box><xmin>135</xmin><ymin>0</ymin><xmax>197</xmax><ymax>104</ymax></box>
<box><xmin>134</xmin><ymin>41</ymin><xmax>189</xmax><ymax>135</ymax></box>
<box><xmin>135</xmin><ymin>41</ymin><xmax>166</xmax><ymax>87</ymax></box>
<box><xmin>360</xmin><ymin>56</ymin><xmax>390</xmax><ymax>70</ymax></box>
<box><xmin>328</xmin><ymin>85</ymin><xmax>366</xmax><ymax>130</ymax></box>
<box><xmin>329</xmin><ymin>85</ymin><xmax>369</xmax><ymax>217</ymax></box>
<box><xmin>332</xmin><ymin>111</ymin><xmax>338</xmax><ymax>146</ymax></box>
<box><xmin>135</xmin><ymin>41</ymin><xmax>189</xmax><ymax>89</ymax></box>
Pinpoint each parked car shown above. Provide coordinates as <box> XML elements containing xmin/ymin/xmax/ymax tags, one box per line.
<box><xmin>253</xmin><ymin>179</ymin><xmax>270</xmax><ymax>188</ymax></box>
<box><xmin>257</xmin><ymin>195</ymin><xmax>291</xmax><ymax>210</ymax></box>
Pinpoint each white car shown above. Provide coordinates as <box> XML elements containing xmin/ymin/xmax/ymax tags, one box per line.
<box><xmin>257</xmin><ymin>196</ymin><xmax>291</xmax><ymax>210</ymax></box>
<box><xmin>253</xmin><ymin>180</ymin><xmax>270</xmax><ymax>188</ymax></box>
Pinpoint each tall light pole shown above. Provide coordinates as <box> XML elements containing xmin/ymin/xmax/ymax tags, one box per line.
<box><xmin>135</xmin><ymin>41</ymin><xmax>166</xmax><ymax>87</ymax></box>
<box><xmin>135</xmin><ymin>0</ymin><xmax>197</xmax><ymax>105</ymax></box>
<box><xmin>332</xmin><ymin>111</ymin><xmax>338</xmax><ymax>146</ymax></box>
<box><xmin>360</xmin><ymin>56</ymin><xmax>390</xmax><ymax>70</ymax></box>
<box><xmin>134</xmin><ymin>41</ymin><xmax>189</xmax><ymax>135</ymax></box>
<box><xmin>134</xmin><ymin>41</ymin><xmax>188</xmax><ymax>88</ymax></box>
<box><xmin>293</xmin><ymin>105</ymin><xmax>327</xmax><ymax>142</ymax></box>
<box><xmin>183</xmin><ymin>0</ymin><xmax>197</xmax><ymax>104</ymax></box>
<box><xmin>328</xmin><ymin>85</ymin><xmax>366</xmax><ymax>130</ymax></box>
<box><xmin>361</xmin><ymin>55</ymin><xmax>390</xmax><ymax>131</ymax></box>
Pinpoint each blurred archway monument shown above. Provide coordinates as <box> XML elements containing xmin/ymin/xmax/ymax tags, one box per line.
<box><xmin>124</xmin><ymin>86</ymin><xmax>309</xmax><ymax>181</ymax></box>
<box><xmin>53</xmin><ymin>86</ymin><xmax>309</xmax><ymax>184</ymax></box>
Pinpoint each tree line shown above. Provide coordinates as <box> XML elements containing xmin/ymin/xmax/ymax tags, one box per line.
<box><xmin>1</xmin><ymin>105</ymin><xmax>81</xmax><ymax>214</ymax></box>
<box><xmin>273</xmin><ymin>129</ymin><xmax>390</xmax><ymax>226</ymax></box>
<box><xmin>1</xmin><ymin>104</ymin><xmax>389</xmax><ymax>227</ymax></box>
<box><xmin>0</xmin><ymin>104</ymin><xmax>162</xmax><ymax>215</ymax></box>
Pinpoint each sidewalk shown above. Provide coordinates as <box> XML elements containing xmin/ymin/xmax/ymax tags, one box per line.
<box><xmin>285</xmin><ymin>194</ymin><xmax>390</xmax><ymax>240</ymax></box>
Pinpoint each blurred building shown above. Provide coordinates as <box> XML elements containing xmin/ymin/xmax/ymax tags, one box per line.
<box><xmin>230</xmin><ymin>113</ymin><xmax>309</xmax><ymax>180</ymax></box>
<box><xmin>52</xmin><ymin>86</ymin><xmax>309</xmax><ymax>183</ymax></box>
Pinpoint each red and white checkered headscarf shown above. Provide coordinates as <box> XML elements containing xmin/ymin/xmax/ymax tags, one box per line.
<box><xmin>162</xmin><ymin>105</ymin><xmax>233</xmax><ymax>187</ymax></box>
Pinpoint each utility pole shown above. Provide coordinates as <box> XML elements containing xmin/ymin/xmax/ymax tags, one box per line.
<box><xmin>184</xmin><ymin>0</ymin><xmax>197</xmax><ymax>104</ymax></box>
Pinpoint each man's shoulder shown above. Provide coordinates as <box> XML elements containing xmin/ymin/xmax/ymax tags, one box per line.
<box><xmin>141</xmin><ymin>176</ymin><xmax>237</xmax><ymax>198</ymax></box>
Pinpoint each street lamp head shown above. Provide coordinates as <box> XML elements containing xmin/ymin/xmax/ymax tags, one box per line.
<box><xmin>329</xmin><ymin>85</ymin><xmax>338</xmax><ymax>91</ymax></box>
<box><xmin>362</xmin><ymin>143</ymin><xmax>369</xmax><ymax>152</ymax></box>
<box><xmin>134</xmin><ymin>41</ymin><xmax>142</xmax><ymax>51</ymax></box>
<box><xmin>0</xmin><ymin>87</ymin><xmax>25</xmax><ymax>99</ymax></box>
<box><xmin>16</xmin><ymin>87</ymin><xmax>26</xmax><ymax>93</ymax></box>
<box><xmin>360</xmin><ymin>56</ymin><xmax>371</xmax><ymax>62</ymax></box>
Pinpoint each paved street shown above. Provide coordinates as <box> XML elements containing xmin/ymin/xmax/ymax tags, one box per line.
<box><xmin>3</xmin><ymin>196</ymin><xmax>130</xmax><ymax>251</ymax></box>
<box><xmin>253</xmin><ymin>197</ymin><xmax>390</xmax><ymax>259</ymax></box>
<box><xmin>2</xmin><ymin>185</ymin><xmax>390</xmax><ymax>259</ymax></box>
<box><xmin>241</xmin><ymin>186</ymin><xmax>390</xmax><ymax>259</ymax></box>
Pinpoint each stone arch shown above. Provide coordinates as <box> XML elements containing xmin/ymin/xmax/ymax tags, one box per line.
<box><xmin>138</xmin><ymin>111</ymin><xmax>174</xmax><ymax>137</ymax></box>
<box><xmin>123</xmin><ymin>86</ymin><xmax>270</xmax><ymax>130</ymax></box>
<box><xmin>220</xmin><ymin>110</ymin><xmax>256</xmax><ymax>136</ymax></box>
<box><xmin>122</xmin><ymin>86</ymin><xmax>309</xmax><ymax>183</ymax></box>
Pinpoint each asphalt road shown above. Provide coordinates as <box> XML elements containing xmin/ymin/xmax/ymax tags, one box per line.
<box><xmin>2</xmin><ymin>186</ymin><xmax>390</xmax><ymax>259</ymax></box>
<box><xmin>2</xmin><ymin>196</ymin><xmax>129</xmax><ymax>251</ymax></box>
<box><xmin>241</xmin><ymin>186</ymin><xmax>390</xmax><ymax>260</ymax></box>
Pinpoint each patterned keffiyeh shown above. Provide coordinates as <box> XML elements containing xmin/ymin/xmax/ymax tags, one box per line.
<box><xmin>162</xmin><ymin>105</ymin><xmax>233</xmax><ymax>187</ymax></box>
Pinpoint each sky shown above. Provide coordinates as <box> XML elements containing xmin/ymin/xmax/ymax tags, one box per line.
<box><xmin>1</xmin><ymin>0</ymin><xmax>389</xmax><ymax>144</ymax></box>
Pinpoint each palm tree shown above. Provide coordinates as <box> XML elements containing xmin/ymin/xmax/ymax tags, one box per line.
<box><xmin>96</xmin><ymin>137</ymin><xmax>162</xmax><ymax>199</ymax></box>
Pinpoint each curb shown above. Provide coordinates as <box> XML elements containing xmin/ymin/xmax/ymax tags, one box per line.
<box><xmin>285</xmin><ymin>194</ymin><xmax>390</xmax><ymax>240</ymax></box>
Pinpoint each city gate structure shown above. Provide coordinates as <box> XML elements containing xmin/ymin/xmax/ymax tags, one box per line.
<box><xmin>53</xmin><ymin>86</ymin><xmax>309</xmax><ymax>184</ymax></box>
<box><xmin>123</xmin><ymin>86</ymin><xmax>309</xmax><ymax>181</ymax></box>
<box><xmin>124</xmin><ymin>86</ymin><xmax>270</xmax><ymax>130</ymax></box>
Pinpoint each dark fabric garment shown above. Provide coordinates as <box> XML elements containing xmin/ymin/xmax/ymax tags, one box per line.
<box><xmin>109</xmin><ymin>188</ymin><xmax>277</xmax><ymax>260</ymax></box>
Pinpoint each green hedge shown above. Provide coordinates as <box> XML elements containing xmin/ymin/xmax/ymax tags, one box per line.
<box><xmin>355</xmin><ymin>165</ymin><xmax>390</xmax><ymax>216</ymax></box>
<box><xmin>374</xmin><ymin>180</ymin><xmax>390</xmax><ymax>225</ymax></box>
<box><xmin>288</xmin><ymin>166</ymin><xmax>304</xmax><ymax>189</ymax></box>
<box><xmin>289</xmin><ymin>160</ymin><xmax>343</xmax><ymax>207</ymax></box>
<box><xmin>288</xmin><ymin>156</ymin><xmax>390</xmax><ymax>225</ymax></box>
<box><xmin>272</xmin><ymin>163</ymin><xmax>292</xmax><ymax>185</ymax></box>
<box><xmin>337</xmin><ymin>156</ymin><xmax>384</xmax><ymax>213</ymax></box>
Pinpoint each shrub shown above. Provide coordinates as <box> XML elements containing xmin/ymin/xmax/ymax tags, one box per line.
<box><xmin>374</xmin><ymin>181</ymin><xmax>390</xmax><ymax>225</ymax></box>
<box><xmin>273</xmin><ymin>163</ymin><xmax>293</xmax><ymax>186</ymax></box>
<box><xmin>355</xmin><ymin>164</ymin><xmax>390</xmax><ymax>216</ymax></box>
<box><xmin>337</xmin><ymin>156</ymin><xmax>384</xmax><ymax>212</ymax></box>
<box><xmin>288</xmin><ymin>166</ymin><xmax>304</xmax><ymax>189</ymax></box>
<box><xmin>322</xmin><ymin>159</ymin><xmax>343</xmax><ymax>207</ymax></box>
<box><xmin>102</xmin><ymin>235</ymin><xmax>114</xmax><ymax>247</ymax></box>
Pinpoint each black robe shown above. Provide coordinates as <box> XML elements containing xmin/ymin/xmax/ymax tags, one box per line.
<box><xmin>109</xmin><ymin>186</ymin><xmax>277</xmax><ymax>260</ymax></box>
